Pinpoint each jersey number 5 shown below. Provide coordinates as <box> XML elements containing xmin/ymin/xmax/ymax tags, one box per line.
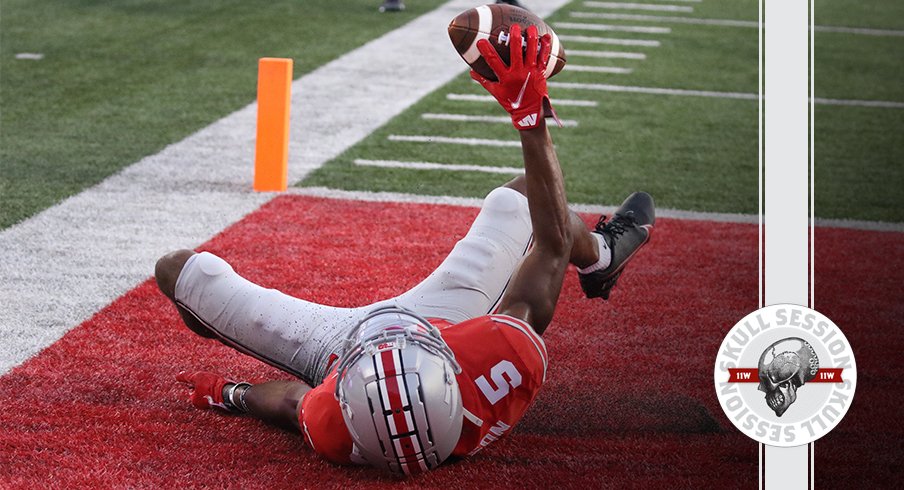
<box><xmin>475</xmin><ymin>360</ymin><xmax>522</xmax><ymax>405</ymax></box>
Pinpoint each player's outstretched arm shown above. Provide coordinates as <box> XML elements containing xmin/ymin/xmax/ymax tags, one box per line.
<box><xmin>176</xmin><ymin>371</ymin><xmax>311</xmax><ymax>432</ymax></box>
<box><xmin>472</xmin><ymin>25</ymin><xmax>571</xmax><ymax>334</ymax></box>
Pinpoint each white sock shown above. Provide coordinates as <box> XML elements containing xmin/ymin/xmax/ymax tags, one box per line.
<box><xmin>578</xmin><ymin>233</ymin><xmax>611</xmax><ymax>274</ymax></box>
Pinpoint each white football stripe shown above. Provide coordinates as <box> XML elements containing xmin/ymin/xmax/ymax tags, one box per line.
<box><xmin>355</xmin><ymin>158</ymin><xmax>523</xmax><ymax>175</ymax></box>
<box><xmin>568</xmin><ymin>49</ymin><xmax>646</xmax><ymax>59</ymax></box>
<box><xmin>558</xmin><ymin>34</ymin><xmax>661</xmax><ymax>47</ymax></box>
<box><xmin>421</xmin><ymin>112</ymin><xmax>579</xmax><ymax>127</ymax></box>
<box><xmin>546</xmin><ymin>31</ymin><xmax>562</xmax><ymax>79</ymax></box>
<box><xmin>567</xmin><ymin>65</ymin><xmax>633</xmax><ymax>74</ymax></box>
<box><xmin>447</xmin><ymin>93</ymin><xmax>599</xmax><ymax>107</ymax></box>
<box><xmin>583</xmin><ymin>1</ymin><xmax>694</xmax><ymax>13</ymax></box>
<box><xmin>554</xmin><ymin>21</ymin><xmax>672</xmax><ymax>34</ymax></box>
<box><xmin>388</xmin><ymin>134</ymin><xmax>522</xmax><ymax>148</ymax></box>
<box><xmin>463</xmin><ymin>5</ymin><xmax>493</xmax><ymax>64</ymax></box>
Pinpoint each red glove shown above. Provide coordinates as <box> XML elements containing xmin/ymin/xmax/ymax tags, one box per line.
<box><xmin>470</xmin><ymin>23</ymin><xmax>558</xmax><ymax>130</ymax></box>
<box><xmin>176</xmin><ymin>371</ymin><xmax>233</xmax><ymax>412</ymax></box>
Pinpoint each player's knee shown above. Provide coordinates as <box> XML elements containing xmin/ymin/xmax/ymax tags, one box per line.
<box><xmin>155</xmin><ymin>249</ymin><xmax>196</xmax><ymax>300</ymax></box>
<box><xmin>484</xmin><ymin>186</ymin><xmax>529</xmax><ymax>214</ymax></box>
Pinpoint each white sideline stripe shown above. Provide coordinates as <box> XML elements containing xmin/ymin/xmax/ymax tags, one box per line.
<box><xmin>554</xmin><ymin>22</ymin><xmax>672</xmax><ymax>34</ymax></box>
<box><xmin>447</xmin><ymin>93</ymin><xmax>599</xmax><ymax>107</ymax></box>
<box><xmin>567</xmin><ymin>65</ymin><xmax>634</xmax><ymax>74</ymax></box>
<box><xmin>572</xmin><ymin>12</ymin><xmax>904</xmax><ymax>36</ymax></box>
<box><xmin>549</xmin><ymin>81</ymin><xmax>904</xmax><ymax>108</ymax></box>
<box><xmin>0</xmin><ymin>0</ymin><xmax>574</xmax><ymax>375</ymax></box>
<box><xmin>558</xmin><ymin>34</ymin><xmax>661</xmax><ymax>47</ymax></box>
<box><xmin>568</xmin><ymin>49</ymin><xmax>647</xmax><ymax>60</ymax></box>
<box><xmin>572</xmin><ymin>12</ymin><xmax>758</xmax><ymax>27</ymax></box>
<box><xmin>289</xmin><ymin>187</ymin><xmax>904</xmax><ymax>232</ymax></box>
<box><xmin>583</xmin><ymin>2</ymin><xmax>693</xmax><ymax>13</ymax></box>
<box><xmin>354</xmin><ymin>159</ymin><xmax>523</xmax><ymax>175</ymax></box>
<box><xmin>389</xmin><ymin>134</ymin><xmax>522</xmax><ymax>147</ymax></box>
<box><xmin>421</xmin><ymin>112</ymin><xmax>579</xmax><ymax>127</ymax></box>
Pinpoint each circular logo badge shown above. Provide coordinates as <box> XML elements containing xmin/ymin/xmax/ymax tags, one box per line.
<box><xmin>713</xmin><ymin>304</ymin><xmax>857</xmax><ymax>447</ymax></box>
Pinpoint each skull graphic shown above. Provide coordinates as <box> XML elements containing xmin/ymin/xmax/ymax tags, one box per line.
<box><xmin>757</xmin><ymin>338</ymin><xmax>819</xmax><ymax>417</ymax></box>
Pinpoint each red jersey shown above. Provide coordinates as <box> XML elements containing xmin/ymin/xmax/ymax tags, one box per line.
<box><xmin>298</xmin><ymin>314</ymin><xmax>548</xmax><ymax>465</ymax></box>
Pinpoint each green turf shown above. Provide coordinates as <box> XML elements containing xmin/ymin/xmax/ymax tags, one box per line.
<box><xmin>0</xmin><ymin>0</ymin><xmax>444</xmax><ymax>229</ymax></box>
<box><xmin>303</xmin><ymin>0</ymin><xmax>904</xmax><ymax>222</ymax></box>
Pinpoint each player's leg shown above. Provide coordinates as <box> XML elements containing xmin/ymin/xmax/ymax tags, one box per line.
<box><xmin>155</xmin><ymin>250</ymin><xmax>368</xmax><ymax>386</ymax></box>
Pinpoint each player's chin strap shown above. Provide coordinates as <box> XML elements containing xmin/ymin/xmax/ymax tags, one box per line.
<box><xmin>333</xmin><ymin>305</ymin><xmax>462</xmax><ymax>403</ymax></box>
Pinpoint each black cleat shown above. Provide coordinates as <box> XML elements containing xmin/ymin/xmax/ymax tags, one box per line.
<box><xmin>379</xmin><ymin>0</ymin><xmax>405</xmax><ymax>12</ymax></box>
<box><xmin>579</xmin><ymin>192</ymin><xmax>655</xmax><ymax>300</ymax></box>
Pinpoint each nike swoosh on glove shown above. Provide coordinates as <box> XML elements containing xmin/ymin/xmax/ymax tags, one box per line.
<box><xmin>176</xmin><ymin>371</ymin><xmax>234</xmax><ymax>412</ymax></box>
<box><xmin>470</xmin><ymin>23</ymin><xmax>560</xmax><ymax>130</ymax></box>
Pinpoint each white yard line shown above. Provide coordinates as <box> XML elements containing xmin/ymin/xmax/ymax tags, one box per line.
<box><xmin>447</xmin><ymin>93</ymin><xmax>600</xmax><ymax>107</ymax></box>
<box><xmin>583</xmin><ymin>1</ymin><xmax>693</xmax><ymax>13</ymax></box>
<box><xmin>568</xmin><ymin>49</ymin><xmax>647</xmax><ymax>59</ymax></box>
<box><xmin>558</xmin><ymin>34</ymin><xmax>661</xmax><ymax>47</ymax></box>
<box><xmin>0</xmin><ymin>0</ymin><xmax>573</xmax><ymax>375</ymax></box>
<box><xmin>554</xmin><ymin>22</ymin><xmax>672</xmax><ymax>34</ymax></box>
<box><xmin>572</xmin><ymin>11</ymin><xmax>904</xmax><ymax>36</ymax></box>
<box><xmin>566</xmin><ymin>65</ymin><xmax>634</xmax><ymax>74</ymax></box>
<box><xmin>290</xmin><ymin>187</ymin><xmax>904</xmax><ymax>232</ymax></box>
<box><xmin>389</xmin><ymin>134</ymin><xmax>522</xmax><ymax>147</ymax></box>
<box><xmin>421</xmin><ymin>112</ymin><xmax>579</xmax><ymax>126</ymax></box>
<box><xmin>354</xmin><ymin>159</ymin><xmax>523</xmax><ymax>175</ymax></box>
<box><xmin>572</xmin><ymin>11</ymin><xmax>758</xmax><ymax>27</ymax></box>
<box><xmin>548</xmin><ymin>82</ymin><xmax>904</xmax><ymax>108</ymax></box>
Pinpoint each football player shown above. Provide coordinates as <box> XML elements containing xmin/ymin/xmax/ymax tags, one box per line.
<box><xmin>158</xmin><ymin>25</ymin><xmax>654</xmax><ymax>475</ymax></box>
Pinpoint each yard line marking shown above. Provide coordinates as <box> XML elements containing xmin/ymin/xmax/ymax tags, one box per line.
<box><xmin>812</xmin><ymin>98</ymin><xmax>904</xmax><ymax>109</ymax></box>
<box><xmin>15</xmin><ymin>53</ymin><xmax>44</xmax><ymax>60</ymax></box>
<box><xmin>289</xmin><ymin>187</ymin><xmax>904</xmax><ymax>232</ymax></box>
<box><xmin>568</xmin><ymin>49</ymin><xmax>647</xmax><ymax>60</ymax></box>
<box><xmin>421</xmin><ymin>112</ymin><xmax>579</xmax><ymax>126</ymax></box>
<box><xmin>549</xmin><ymin>81</ymin><xmax>904</xmax><ymax>108</ymax></box>
<box><xmin>572</xmin><ymin>11</ymin><xmax>758</xmax><ymax>27</ymax></box>
<box><xmin>0</xmin><ymin>0</ymin><xmax>576</xmax><ymax>375</ymax></box>
<box><xmin>583</xmin><ymin>2</ymin><xmax>693</xmax><ymax>13</ymax></box>
<box><xmin>814</xmin><ymin>25</ymin><xmax>904</xmax><ymax>36</ymax></box>
<box><xmin>554</xmin><ymin>22</ymin><xmax>672</xmax><ymax>34</ymax></box>
<box><xmin>572</xmin><ymin>12</ymin><xmax>904</xmax><ymax>36</ymax></box>
<box><xmin>566</xmin><ymin>65</ymin><xmax>634</xmax><ymax>74</ymax></box>
<box><xmin>549</xmin><ymin>81</ymin><xmax>758</xmax><ymax>100</ymax></box>
<box><xmin>447</xmin><ymin>93</ymin><xmax>599</xmax><ymax>107</ymax></box>
<box><xmin>558</xmin><ymin>34</ymin><xmax>661</xmax><ymax>47</ymax></box>
<box><xmin>388</xmin><ymin>134</ymin><xmax>522</xmax><ymax>147</ymax></box>
<box><xmin>354</xmin><ymin>159</ymin><xmax>523</xmax><ymax>175</ymax></box>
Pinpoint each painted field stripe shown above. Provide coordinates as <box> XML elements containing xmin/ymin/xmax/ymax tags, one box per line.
<box><xmin>568</xmin><ymin>49</ymin><xmax>647</xmax><ymax>59</ymax></box>
<box><xmin>447</xmin><ymin>93</ymin><xmax>599</xmax><ymax>107</ymax></box>
<box><xmin>558</xmin><ymin>34</ymin><xmax>661</xmax><ymax>46</ymax></box>
<box><xmin>812</xmin><ymin>97</ymin><xmax>904</xmax><ymax>109</ymax></box>
<box><xmin>572</xmin><ymin>12</ymin><xmax>904</xmax><ymax>36</ymax></box>
<box><xmin>549</xmin><ymin>81</ymin><xmax>758</xmax><ymax>100</ymax></box>
<box><xmin>554</xmin><ymin>22</ymin><xmax>672</xmax><ymax>34</ymax></box>
<box><xmin>583</xmin><ymin>2</ymin><xmax>693</xmax><ymax>13</ymax></box>
<box><xmin>572</xmin><ymin>12</ymin><xmax>758</xmax><ymax>27</ymax></box>
<box><xmin>354</xmin><ymin>159</ymin><xmax>523</xmax><ymax>175</ymax></box>
<box><xmin>0</xmin><ymin>0</ymin><xmax>576</xmax><ymax>376</ymax></box>
<box><xmin>289</xmin><ymin>187</ymin><xmax>904</xmax><ymax>232</ymax></box>
<box><xmin>421</xmin><ymin>112</ymin><xmax>579</xmax><ymax>126</ymax></box>
<box><xmin>388</xmin><ymin>134</ymin><xmax>522</xmax><ymax>148</ymax></box>
<box><xmin>549</xmin><ymin>82</ymin><xmax>904</xmax><ymax>108</ymax></box>
<box><xmin>567</xmin><ymin>65</ymin><xmax>633</xmax><ymax>74</ymax></box>
<box><xmin>815</xmin><ymin>25</ymin><xmax>904</xmax><ymax>37</ymax></box>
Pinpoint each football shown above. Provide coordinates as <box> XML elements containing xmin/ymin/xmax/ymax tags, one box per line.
<box><xmin>448</xmin><ymin>4</ymin><xmax>566</xmax><ymax>82</ymax></box>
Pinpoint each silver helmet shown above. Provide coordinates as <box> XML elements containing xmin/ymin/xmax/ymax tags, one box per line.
<box><xmin>334</xmin><ymin>306</ymin><xmax>463</xmax><ymax>475</ymax></box>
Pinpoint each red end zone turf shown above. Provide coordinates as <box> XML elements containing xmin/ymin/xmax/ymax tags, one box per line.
<box><xmin>0</xmin><ymin>195</ymin><xmax>900</xmax><ymax>488</ymax></box>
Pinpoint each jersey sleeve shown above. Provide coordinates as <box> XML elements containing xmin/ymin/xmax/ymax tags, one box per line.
<box><xmin>298</xmin><ymin>371</ymin><xmax>355</xmax><ymax>465</ymax></box>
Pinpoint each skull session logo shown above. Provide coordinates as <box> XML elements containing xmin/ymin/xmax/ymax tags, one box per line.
<box><xmin>714</xmin><ymin>305</ymin><xmax>857</xmax><ymax>446</ymax></box>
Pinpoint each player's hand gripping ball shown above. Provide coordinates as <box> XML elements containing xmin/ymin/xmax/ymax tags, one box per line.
<box><xmin>448</xmin><ymin>3</ymin><xmax>566</xmax><ymax>82</ymax></box>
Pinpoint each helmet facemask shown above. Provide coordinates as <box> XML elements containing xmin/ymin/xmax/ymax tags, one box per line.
<box><xmin>334</xmin><ymin>306</ymin><xmax>463</xmax><ymax>475</ymax></box>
